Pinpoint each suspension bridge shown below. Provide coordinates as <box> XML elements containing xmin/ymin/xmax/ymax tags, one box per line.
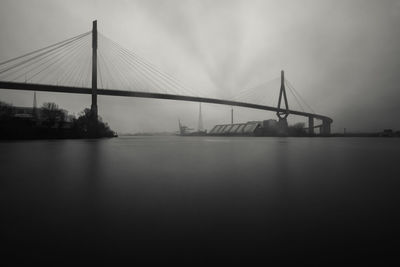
<box><xmin>0</xmin><ymin>21</ymin><xmax>332</xmax><ymax>135</ymax></box>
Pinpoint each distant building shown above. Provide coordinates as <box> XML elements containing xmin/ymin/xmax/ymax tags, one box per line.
<box><xmin>209</xmin><ymin>121</ymin><xmax>263</xmax><ymax>136</ymax></box>
<box><xmin>263</xmin><ymin>119</ymin><xmax>277</xmax><ymax>128</ymax></box>
<box><xmin>208</xmin><ymin>119</ymin><xmax>294</xmax><ymax>136</ymax></box>
<box><xmin>12</xmin><ymin>106</ymin><xmax>73</xmax><ymax>128</ymax></box>
<box><xmin>262</xmin><ymin>119</ymin><xmax>279</xmax><ymax>135</ymax></box>
<box><xmin>13</xmin><ymin>107</ymin><xmax>35</xmax><ymax>119</ymax></box>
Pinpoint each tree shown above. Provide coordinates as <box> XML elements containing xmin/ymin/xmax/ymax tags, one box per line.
<box><xmin>0</xmin><ymin>101</ymin><xmax>14</xmax><ymax>121</ymax></box>
<box><xmin>73</xmin><ymin>108</ymin><xmax>115</xmax><ymax>138</ymax></box>
<box><xmin>41</xmin><ymin>102</ymin><xmax>65</xmax><ymax>128</ymax></box>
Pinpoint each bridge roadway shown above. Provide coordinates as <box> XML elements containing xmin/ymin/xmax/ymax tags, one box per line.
<box><xmin>0</xmin><ymin>81</ymin><xmax>333</xmax><ymax>132</ymax></box>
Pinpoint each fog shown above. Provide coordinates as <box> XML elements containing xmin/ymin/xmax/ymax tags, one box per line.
<box><xmin>1</xmin><ymin>0</ymin><xmax>399</xmax><ymax>133</ymax></box>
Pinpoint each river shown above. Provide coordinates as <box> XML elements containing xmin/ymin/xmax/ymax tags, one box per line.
<box><xmin>1</xmin><ymin>136</ymin><xmax>399</xmax><ymax>264</ymax></box>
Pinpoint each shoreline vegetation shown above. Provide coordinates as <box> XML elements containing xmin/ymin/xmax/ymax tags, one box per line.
<box><xmin>0</xmin><ymin>101</ymin><xmax>116</xmax><ymax>140</ymax></box>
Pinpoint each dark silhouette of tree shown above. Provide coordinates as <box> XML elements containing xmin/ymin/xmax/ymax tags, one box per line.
<box><xmin>1</xmin><ymin>100</ymin><xmax>116</xmax><ymax>139</ymax></box>
<box><xmin>41</xmin><ymin>102</ymin><xmax>66</xmax><ymax>128</ymax></box>
<box><xmin>73</xmin><ymin>108</ymin><xmax>115</xmax><ymax>138</ymax></box>
<box><xmin>0</xmin><ymin>101</ymin><xmax>14</xmax><ymax>121</ymax></box>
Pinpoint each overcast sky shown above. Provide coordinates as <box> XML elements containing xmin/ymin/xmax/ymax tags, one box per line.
<box><xmin>0</xmin><ymin>0</ymin><xmax>399</xmax><ymax>133</ymax></box>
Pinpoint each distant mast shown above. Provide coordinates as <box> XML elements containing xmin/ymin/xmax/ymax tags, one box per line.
<box><xmin>198</xmin><ymin>103</ymin><xmax>204</xmax><ymax>132</ymax></box>
<box><xmin>178</xmin><ymin>119</ymin><xmax>183</xmax><ymax>135</ymax></box>
<box><xmin>33</xmin><ymin>91</ymin><xmax>38</xmax><ymax>118</ymax></box>
<box><xmin>33</xmin><ymin>91</ymin><xmax>37</xmax><ymax>109</ymax></box>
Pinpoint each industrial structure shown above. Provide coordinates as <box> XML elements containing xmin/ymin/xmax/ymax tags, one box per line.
<box><xmin>178</xmin><ymin>103</ymin><xmax>207</xmax><ymax>136</ymax></box>
<box><xmin>209</xmin><ymin>119</ymin><xmax>309</xmax><ymax>137</ymax></box>
<box><xmin>209</xmin><ymin>121</ymin><xmax>262</xmax><ymax>136</ymax></box>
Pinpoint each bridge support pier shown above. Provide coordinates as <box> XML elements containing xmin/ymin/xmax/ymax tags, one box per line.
<box><xmin>321</xmin><ymin>119</ymin><xmax>331</xmax><ymax>135</ymax></box>
<box><xmin>308</xmin><ymin>116</ymin><xmax>314</xmax><ymax>135</ymax></box>
<box><xmin>277</xmin><ymin>118</ymin><xmax>289</xmax><ymax>136</ymax></box>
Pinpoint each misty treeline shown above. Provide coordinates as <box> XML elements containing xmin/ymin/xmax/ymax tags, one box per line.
<box><xmin>0</xmin><ymin>100</ymin><xmax>115</xmax><ymax>139</ymax></box>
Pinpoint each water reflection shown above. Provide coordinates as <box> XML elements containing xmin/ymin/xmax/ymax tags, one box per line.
<box><xmin>1</xmin><ymin>137</ymin><xmax>400</xmax><ymax>264</ymax></box>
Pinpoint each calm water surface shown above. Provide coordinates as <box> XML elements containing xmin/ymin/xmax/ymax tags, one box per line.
<box><xmin>1</xmin><ymin>136</ymin><xmax>400</xmax><ymax>264</ymax></box>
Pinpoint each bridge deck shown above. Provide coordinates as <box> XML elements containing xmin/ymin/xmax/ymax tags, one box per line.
<box><xmin>0</xmin><ymin>81</ymin><xmax>332</xmax><ymax>122</ymax></box>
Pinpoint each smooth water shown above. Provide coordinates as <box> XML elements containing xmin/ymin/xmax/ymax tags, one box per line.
<box><xmin>1</xmin><ymin>136</ymin><xmax>400</xmax><ymax>264</ymax></box>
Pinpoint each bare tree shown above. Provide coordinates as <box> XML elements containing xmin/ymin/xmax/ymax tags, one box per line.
<box><xmin>41</xmin><ymin>102</ymin><xmax>65</xmax><ymax>128</ymax></box>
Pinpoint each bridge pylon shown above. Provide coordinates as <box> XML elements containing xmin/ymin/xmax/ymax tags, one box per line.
<box><xmin>276</xmin><ymin>70</ymin><xmax>289</xmax><ymax>135</ymax></box>
<box><xmin>321</xmin><ymin>119</ymin><xmax>331</xmax><ymax>135</ymax></box>
<box><xmin>91</xmin><ymin>20</ymin><xmax>98</xmax><ymax>121</ymax></box>
<box><xmin>308</xmin><ymin>116</ymin><xmax>314</xmax><ymax>135</ymax></box>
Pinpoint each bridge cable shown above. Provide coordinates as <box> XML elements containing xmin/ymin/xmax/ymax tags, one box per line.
<box><xmin>0</xmin><ymin>34</ymin><xmax>89</xmax><ymax>81</ymax></box>
<box><xmin>64</xmin><ymin>43</ymin><xmax>91</xmax><ymax>86</ymax></box>
<box><xmin>98</xmin><ymin>49</ymin><xmax>125</xmax><ymax>90</ymax></box>
<box><xmin>98</xmin><ymin>41</ymin><xmax>144</xmax><ymax>90</ymax></box>
<box><xmin>232</xmin><ymin>77</ymin><xmax>280</xmax><ymax>106</ymax></box>
<box><xmin>11</xmin><ymin>35</ymin><xmax>90</xmax><ymax>83</ymax></box>
<box><xmin>99</xmin><ymin>34</ymin><xmax>166</xmax><ymax>93</ymax></box>
<box><xmin>285</xmin><ymin>79</ymin><xmax>315</xmax><ymax>114</ymax></box>
<box><xmin>55</xmin><ymin>40</ymin><xmax>91</xmax><ymax>86</ymax></box>
<box><xmin>101</xmin><ymin>35</ymin><xmax>182</xmax><ymax>95</ymax></box>
<box><xmin>75</xmin><ymin>51</ymin><xmax>92</xmax><ymax>87</ymax></box>
<box><xmin>0</xmin><ymin>36</ymin><xmax>89</xmax><ymax>85</ymax></box>
<box><xmin>53</xmin><ymin>39</ymin><xmax>90</xmax><ymax>86</ymax></box>
<box><xmin>99</xmin><ymin>34</ymin><xmax>181</xmax><ymax>93</ymax></box>
<box><xmin>234</xmin><ymin>77</ymin><xmax>279</xmax><ymax>98</ymax></box>
<box><xmin>100</xmin><ymin>34</ymin><xmax>187</xmax><ymax>95</ymax></box>
<box><xmin>0</xmin><ymin>32</ymin><xmax>90</xmax><ymax>76</ymax></box>
<box><xmin>284</xmin><ymin>81</ymin><xmax>306</xmax><ymax>112</ymax></box>
<box><xmin>99</xmin><ymin>33</ymin><xmax>200</xmax><ymax>97</ymax></box>
<box><xmin>97</xmin><ymin>53</ymin><xmax>104</xmax><ymax>89</ymax></box>
<box><xmin>0</xmin><ymin>31</ymin><xmax>90</xmax><ymax>67</ymax></box>
<box><xmin>29</xmin><ymin>36</ymin><xmax>90</xmax><ymax>86</ymax></box>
